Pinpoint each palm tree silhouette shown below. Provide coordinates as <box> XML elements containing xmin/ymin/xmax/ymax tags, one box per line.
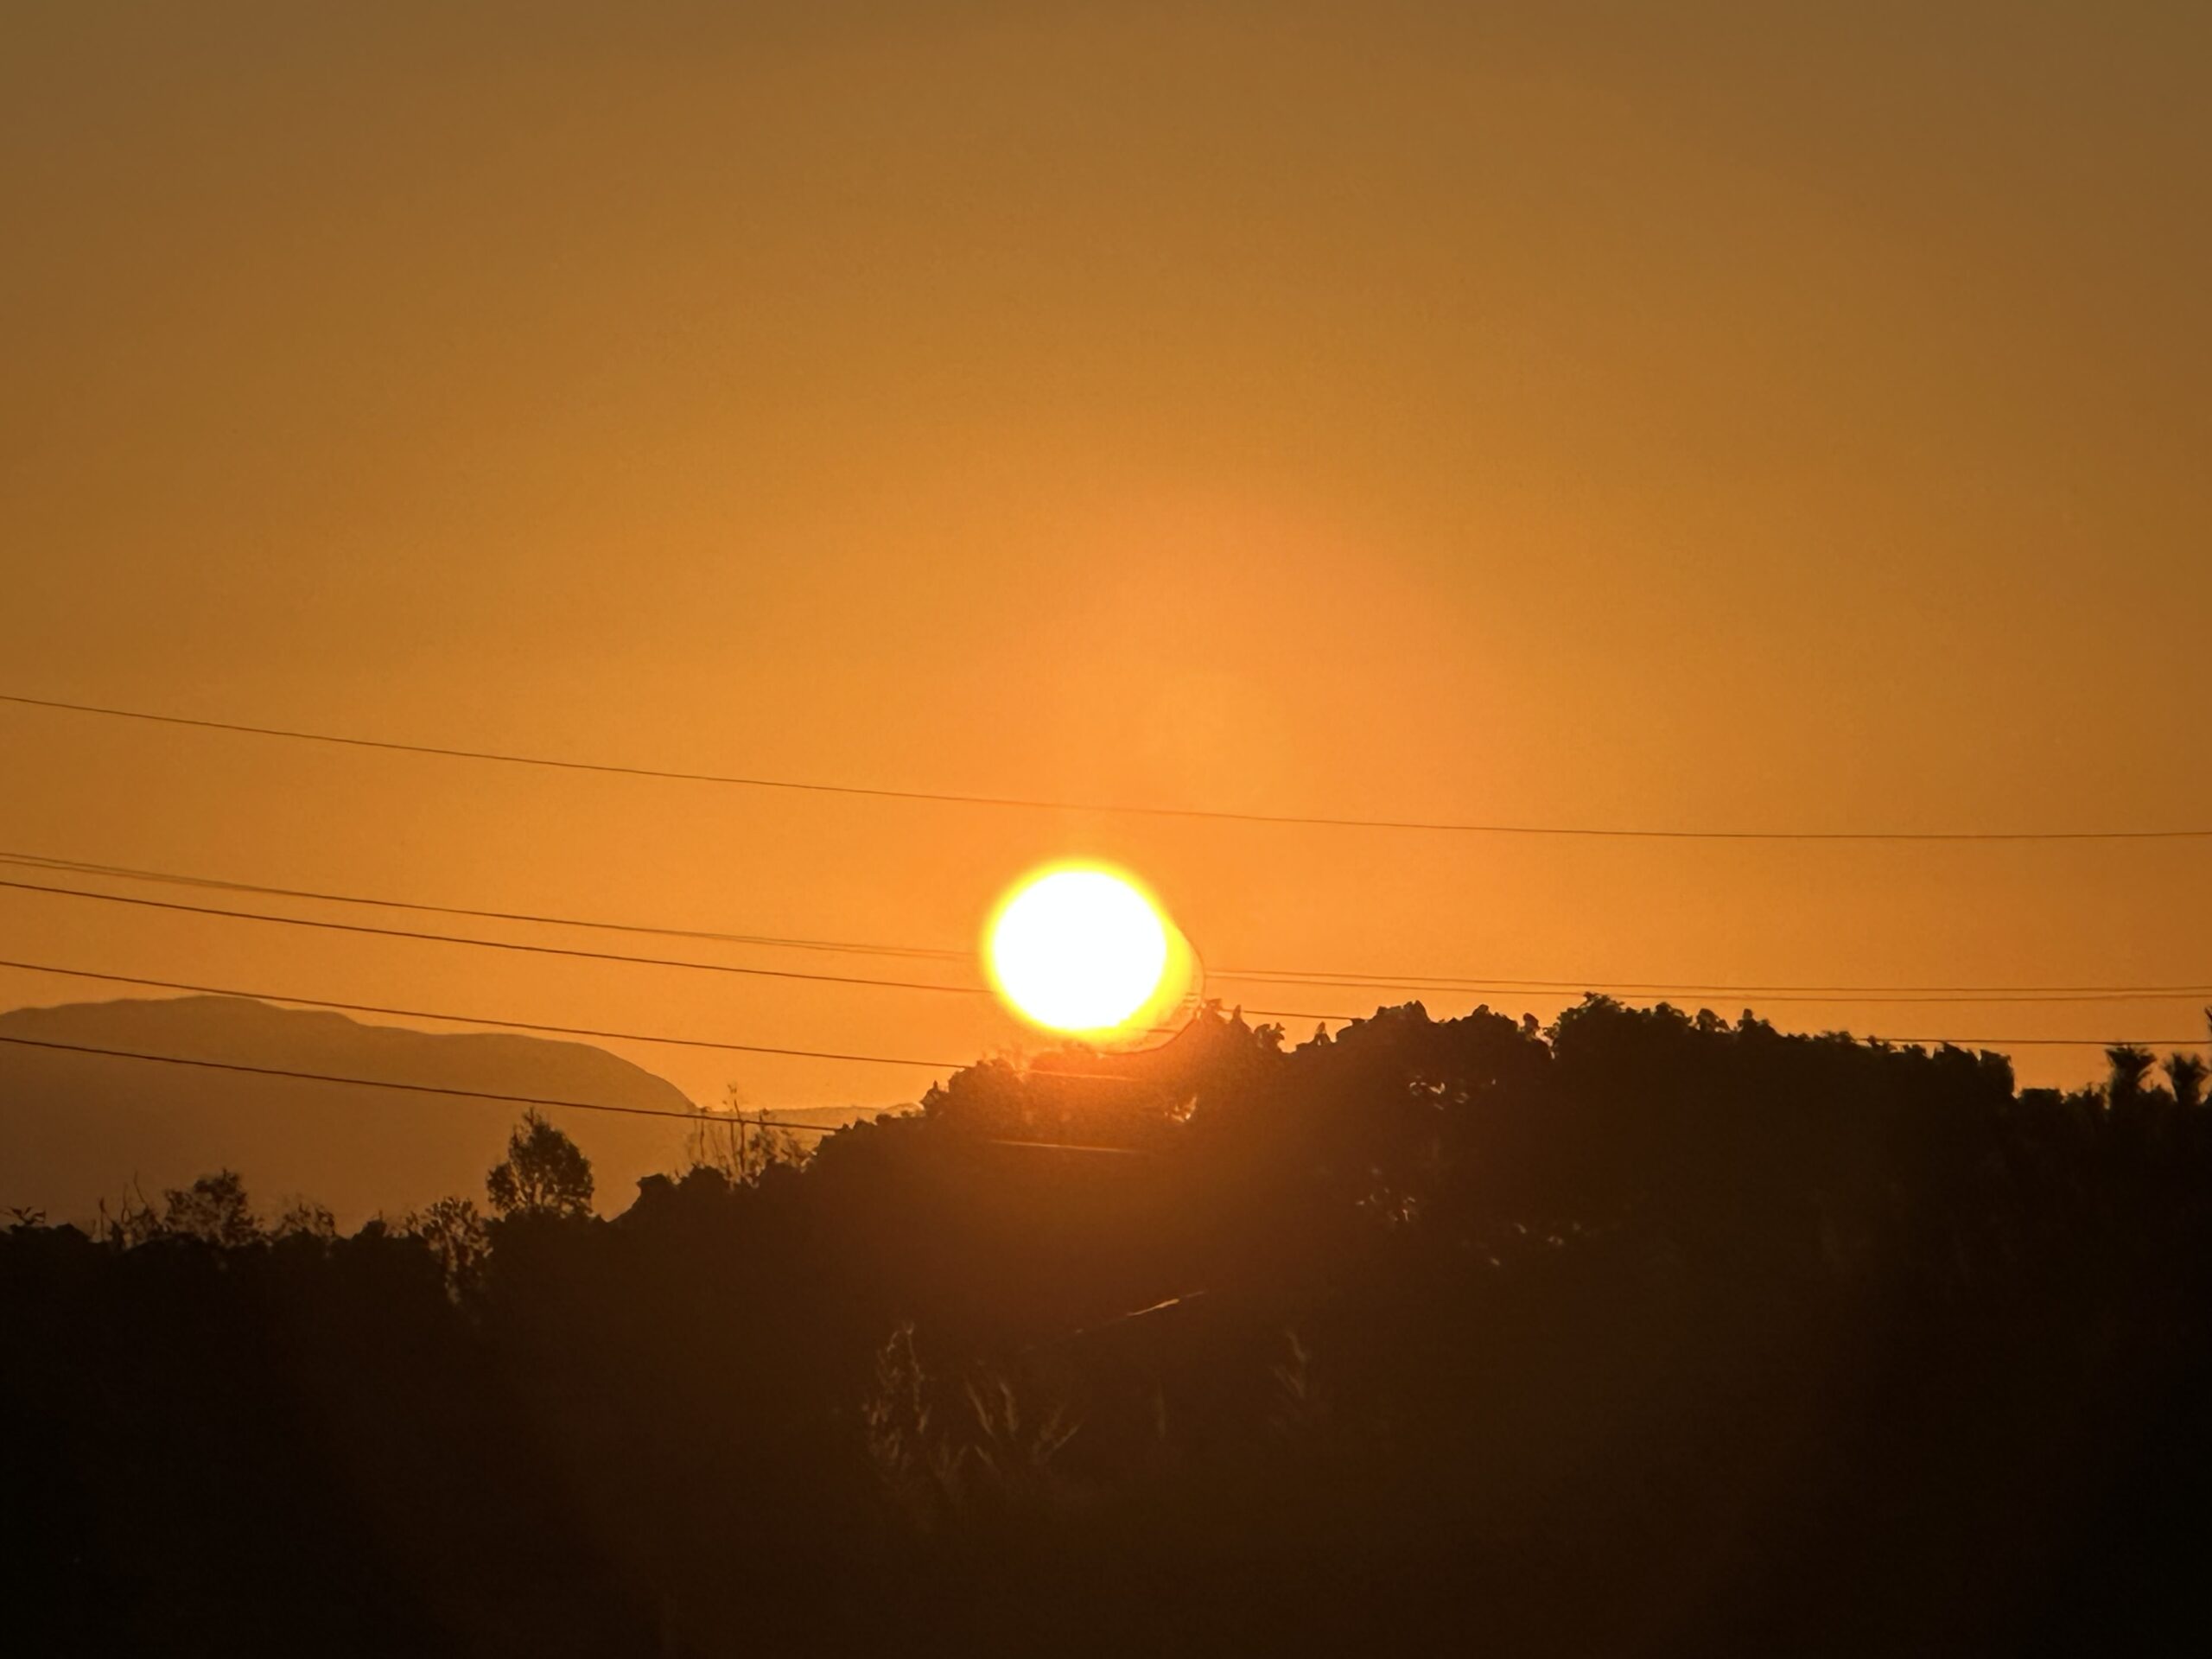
<box><xmin>2106</xmin><ymin>1045</ymin><xmax>2158</xmax><ymax>1110</ymax></box>
<box><xmin>2165</xmin><ymin>1051</ymin><xmax>2209</xmax><ymax>1111</ymax></box>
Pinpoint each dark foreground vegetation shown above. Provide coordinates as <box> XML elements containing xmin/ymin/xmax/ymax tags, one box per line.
<box><xmin>8</xmin><ymin>998</ymin><xmax>2212</xmax><ymax>1656</ymax></box>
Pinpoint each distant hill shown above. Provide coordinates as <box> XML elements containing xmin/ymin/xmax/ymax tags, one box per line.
<box><xmin>0</xmin><ymin>995</ymin><xmax>708</xmax><ymax>1226</ymax></box>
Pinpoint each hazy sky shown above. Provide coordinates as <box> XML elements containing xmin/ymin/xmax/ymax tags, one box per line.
<box><xmin>4</xmin><ymin>1</ymin><xmax>2209</xmax><ymax>1192</ymax></box>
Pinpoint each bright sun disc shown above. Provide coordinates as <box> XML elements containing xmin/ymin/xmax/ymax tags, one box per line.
<box><xmin>987</xmin><ymin>867</ymin><xmax>1171</xmax><ymax>1033</ymax></box>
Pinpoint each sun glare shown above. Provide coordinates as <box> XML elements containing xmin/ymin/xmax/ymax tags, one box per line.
<box><xmin>986</xmin><ymin>866</ymin><xmax>1173</xmax><ymax>1034</ymax></box>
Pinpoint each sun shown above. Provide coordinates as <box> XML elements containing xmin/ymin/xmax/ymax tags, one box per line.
<box><xmin>986</xmin><ymin>865</ymin><xmax>1173</xmax><ymax>1034</ymax></box>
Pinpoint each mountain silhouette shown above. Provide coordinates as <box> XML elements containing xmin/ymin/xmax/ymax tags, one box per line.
<box><xmin>0</xmin><ymin>995</ymin><xmax>703</xmax><ymax>1225</ymax></box>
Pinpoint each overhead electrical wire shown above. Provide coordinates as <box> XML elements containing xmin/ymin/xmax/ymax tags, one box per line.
<box><xmin>3</xmin><ymin>870</ymin><xmax>2205</xmax><ymax>1044</ymax></box>
<box><xmin>3</xmin><ymin>874</ymin><xmax>2206</xmax><ymax>1043</ymax></box>
<box><xmin>4</xmin><ymin>849</ymin><xmax>2206</xmax><ymax>1007</ymax></box>
<box><xmin>0</xmin><ymin>956</ymin><xmax>971</xmax><ymax>1070</ymax></box>
<box><xmin>0</xmin><ymin>954</ymin><xmax>1165</xmax><ymax>1085</ymax></box>
<box><xmin>0</xmin><ymin>874</ymin><xmax>1260</xmax><ymax>1036</ymax></box>
<box><xmin>7</xmin><ymin>699</ymin><xmax>2192</xmax><ymax>1143</ymax></box>
<box><xmin>1221</xmin><ymin>1009</ymin><xmax>2212</xmax><ymax>1039</ymax></box>
<box><xmin>1211</xmin><ymin>968</ymin><xmax>2212</xmax><ymax>1005</ymax></box>
<box><xmin>0</xmin><ymin>873</ymin><xmax>1433</xmax><ymax>1028</ymax></box>
<box><xmin>1237</xmin><ymin>1013</ymin><xmax>2211</xmax><ymax>1046</ymax></box>
<box><xmin>0</xmin><ymin>1032</ymin><xmax>858</xmax><ymax>1132</ymax></box>
<box><xmin>0</xmin><ymin>1033</ymin><xmax>1153</xmax><ymax>1153</ymax></box>
<box><xmin>0</xmin><ymin>876</ymin><xmax>988</xmax><ymax>997</ymax></box>
<box><xmin>1842</xmin><ymin>1034</ymin><xmax>2209</xmax><ymax>1048</ymax></box>
<box><xmin>0</xmin><ymin>944</ymin><xmax>2198</xmax><ymax>1064</ymax></box>
<box><xmin>0</xmin><ymin>851</ymin><xmax>961</xmax><ymax>962</ymax></box>
<box><xmin>8</xmin><ymin>690</ymin><xmax>2209</xmax><ymax>842</ymax></box>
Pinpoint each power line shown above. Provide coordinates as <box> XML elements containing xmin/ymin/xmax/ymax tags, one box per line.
<box><xmin>0</xmin><ymin>956</ymin><xmax>972</xmax><ymax>1071</ymax></box>
<box><xmin>0</xmin><ymin>876</ymin><xmax>989</xmax><ymax>997</ymax></box>
<box><xmin>3</xmin><ymin>1025</ymin><xmax>2194</xmax><ymax>1185</ymax></box>
<box><xmin>1215</xmin><ymin>969</ymin><xmax>2212</xmax><ymax>1006</ymax></box>
<box><xmin>1236</xmin><ymin>1007</ymin><xmax>2209</xmax><ymax>1046</ymax></box>
<box><xmin>1855</xmin><ymin>1033</ymin><xmax>2212</xmax><ymax>1050</ymax></box>
<box><xmin>7</xmin><ymin>873</ymin><xmax>2206</xmax><ymax>1038</ymax></box>
<box><xmin>0</xmin><ymin>1034</ymin><xmax>1157</xmax><ymax>1149</ymax></box>
<box><xmin>0</xmin><ymin>958</ymin><xmax>2196</xmax><ymax>1143</ymax></box>
<box><xmin>0</xmin><ymin>876</ymin><xmax>1322</xmax><ymax>1035</ymax></box>
<box><xmin>9</xmin><ymin>690</ymin><xmax>2206</xmax><ymax>842</ymax></box>
<box><xmin>963</xmin><ymin>1137</ymin><xmax>1152</xmax><ymax>1157</ymax></box>
<box><xmin>0</xmin><ymin>851</ymin><xmax>962</xmax><ymax>963</ymax></box>
<box><xmin>0</xmin><ymin>880</ymin><xmax>1169</xmax><ymax>1046</ymax></box>
<box><xmin>0</xmin><ymin>955</ymin><xmax>1162</xmax><ymax>1086</ymax></box>
<box><xmin>9</xmin><ymin>948</ymin><xmax>2185</xmax><ymax>1054</ymax></box>
<box><xmin>8</xmin><ymin>849</ymin><xmax>2208</xmax><ymax>1007</ymax></box>
<box><xmin>0</xmin><ymin>875</ymin><xmax>1230</xmax><ymax>1044</ymax></box>
<box><xmin>0</xmin><ymin>1032</ymin><xmax>861</xmax><ymax>1132</ymax></box>
<box><xmin>41</xmin><ymin>931</ymin><xmax>2181</xmax><ymax>1057</ymax></box>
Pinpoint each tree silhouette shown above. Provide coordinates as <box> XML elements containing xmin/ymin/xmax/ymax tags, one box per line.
<box><xmin>404</xmin><ymin>1193</ymin><xmax>491</xmax><ymax>1294</ymax></box>
<box><xmin>2167</xmin><ymin>1051</ymin><xmax>2209</xmax><ymax>1111</ymax></box>
<box><xmin>2106</xmin><ymin>1043</ymin><xmax>2160</xmax><ymax>1110</ymax></box>
<box><xmin>11</xmin><ymin>1001</ymin><xmax>2212</xmax><ymax>1656</ymax></box>
<box><xmin>485</xmin><ymin>1109</ymin><xmax>594</xmax><ymax>1219</ymax></box>
<box><xmin>684</xmin><ymin>1086</ymin><xmax>813</xmax><ymax>1185</ymax></box>
<box><xmin>158</xmin><ymin>1169</ymin><xmax>261</xmax><ymax>1246</ymax></box>
<box><xmin>270</xmin><ymin>1196</ymin><xmax>337</xmax><ymax>1239</ymax></box>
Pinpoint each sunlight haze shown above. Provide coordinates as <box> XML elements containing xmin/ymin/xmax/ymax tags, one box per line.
<box><xmin>3</xmin><ymin>2</ymin><xmax>2208</xmax><ymax>1211</ymax></box>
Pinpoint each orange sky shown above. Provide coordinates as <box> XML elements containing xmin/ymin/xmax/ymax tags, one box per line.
<box><xmin>4</xmin><ymin>2</ymin><xmax>2209</xmax><ymax>1183</ymax></box>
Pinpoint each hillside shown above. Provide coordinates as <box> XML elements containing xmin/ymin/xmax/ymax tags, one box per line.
<box><xmin>0</xmin><ymin>995</ymin><xmax>709</xmax><ymax>1225</ymax></box>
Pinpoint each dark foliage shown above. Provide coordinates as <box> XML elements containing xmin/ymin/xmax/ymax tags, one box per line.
<box><xmin>6</xmin><ymin>999</ymin><xmax>2210</xmax><ymax>1656</ymax></box>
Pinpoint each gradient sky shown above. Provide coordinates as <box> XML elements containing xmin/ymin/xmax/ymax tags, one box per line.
<box><xmin>5</xmin><ymin>1</ymin><xmax>2209</xmax><ymax>1197</ymax></box>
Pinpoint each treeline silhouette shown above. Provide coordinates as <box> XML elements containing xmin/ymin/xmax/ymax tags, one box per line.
<box><xmin>7</xmin><ymin>998</ymin><xmax>2211</xmax><ymax>1656</ymax></box>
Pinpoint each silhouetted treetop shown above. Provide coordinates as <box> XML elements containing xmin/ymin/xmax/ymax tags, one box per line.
<box><xmin>486</xmin><ymin>1109</ymin><xmax>594</xmax><ymax>1220</ymax></box>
